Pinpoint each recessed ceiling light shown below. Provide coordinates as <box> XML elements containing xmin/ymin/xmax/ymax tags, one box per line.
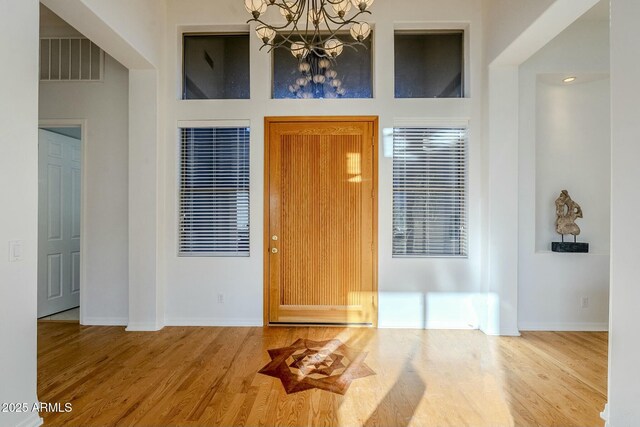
<box><xmin>563</xmin><ymin>76</ymin><xmax>577</xmax><ymax>83</ymax></box>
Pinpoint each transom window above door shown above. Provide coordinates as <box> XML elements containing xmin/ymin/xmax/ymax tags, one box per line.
<box><xmin>182</xmin><ymin>34</ymin><xmax>250</xmax><ymax>100</ymax></box>
<box><xmin>394</xmin><ymin>31</ymin><xmax>465</xmax><ymax>98</ymax></box>
<box><xmin>272</xmin><ymin>35</ymin><xmax>373</xmax><ymax>99</ymax></box>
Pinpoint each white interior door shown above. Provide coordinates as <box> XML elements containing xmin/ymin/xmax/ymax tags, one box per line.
<box><xmin>38</xmin><ymin>129</ymin><xmax>81</xmax><ymax>318</ymax></box>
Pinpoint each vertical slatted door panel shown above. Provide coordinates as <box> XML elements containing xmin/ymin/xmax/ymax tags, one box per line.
<box><xmin>280</xmin><ymin>134</ymin><xmax>322</xmax><ymax>306</ymax></box>
<box><xmin>268</xmin><ymin>120</ymin><xmax>375</xmax><ymax>325</ymax></box>
<box><xmin>393</xmin><ymin>127</ymin><xmax>468</xmax><ymax>257</ymax></box>
<box><xmin>279</xmin><ymin>134</ymin><xmax>363</xmax><ymax>307</ymax></box>
<box><xmin>322</xmin><ymin>134</ymin><xmax>364</xmax><ymax>308</ymax></box>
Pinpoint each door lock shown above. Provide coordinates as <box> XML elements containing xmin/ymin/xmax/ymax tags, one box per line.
<box><xmin>271</xmin><ymin>248</ymin><xmax>278</xmax><ymax>254</ymax></box>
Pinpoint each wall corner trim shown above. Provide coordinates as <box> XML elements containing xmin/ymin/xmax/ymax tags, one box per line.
<box><xmin>600</xmin><ymin>403</ymin><xmax>609</xmax><ymax>427</ymax></box>
<box><xmin>125</xmin><ymin>322</ymin><xmax>165</xmax><ymax>332</ymax></box>
<box><xmin>81</xmin><ymin>317</ymin><xmax>129</xmax><ymax>327</ymax></box>
<box><xmin>14</xmin><ymin>412</ymin><xmax>43</xmax><ymax>427</ymax></box>
<box><xmin>480</xmin><ymin>325</ymin><xmax>521</xmax><ymax>337</ymax></box>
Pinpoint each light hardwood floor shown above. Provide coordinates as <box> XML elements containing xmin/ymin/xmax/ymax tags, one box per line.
<box><xmin>38</xmin><ymin>323</ymin><xmax>607</xmax><ymax>427</ymax></box>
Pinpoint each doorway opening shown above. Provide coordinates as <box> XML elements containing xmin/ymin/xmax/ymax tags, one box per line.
<box><xmin>37</xmin><ymin>123</ymin><xmax>85</xmax><ymax>322</ymax></box>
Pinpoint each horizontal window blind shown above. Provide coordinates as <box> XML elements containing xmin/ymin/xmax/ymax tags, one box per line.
<box><xmin>393</xmin><ymin>126</ymin><xmax>468</xmax><ymax>257</ymax></box>
<box><xmin>179</xmin><ymin>127</ymin><xmax>250</xmax><ymax>256</ymax></box>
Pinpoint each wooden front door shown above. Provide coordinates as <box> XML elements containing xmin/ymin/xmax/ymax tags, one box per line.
<box><xmin>265</xmin><ymin>117</ymin><xmax>378</xmax><ymax>326</ymax></box>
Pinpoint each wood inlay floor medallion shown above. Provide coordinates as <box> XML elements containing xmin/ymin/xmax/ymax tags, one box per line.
<box><xmin>258</xmin><ymin>338</ymin><xmax>375</xmax><ymax>394</ymax></box>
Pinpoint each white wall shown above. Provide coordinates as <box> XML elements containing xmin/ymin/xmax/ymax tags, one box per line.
<box><xmin>80</xmin><ymin>0</ymin><xmax>164</xmax><ymax>68</ymax></box>
<box><xmin>39</xmin><ymin>13</ymin><xmax>130</xmax><ymax>325</ymax></box>
<box><xmin>0</xmin><ymin>0</ymin><xmax>42</xmax><ymax>426</ymax></box>
<box><xmin>607</xmin><ymin>0</ymin><xmax>640</xmax><ymax>423</ymax></box>
<box><xmin>127</xmin><ymin>68</ymin><xmax>163</xmax><ymax>331</ymax></box>
<box><xmin>484</xmin><ymin>64</ymin><xmax>521</xmax><ymax>335</ymax></box>
<box><xmin>481</xmin><ymin>0</ymin><xmax>600</xmax><ymax>335</ymax></box>
<box><xmin>34</xmin><ymin>0</ymin><xmax>613</xmax><ymax>335</ymax></box>
<box><xmin>42</xmin><ymin>0</ymin><xmax>167</xmax><ymax>330</ymax></box>
<box><xmin>535</xmin><ymin>79</ymin><xmax>610</xmax><ymax>251</ymax></box>
<box><xmin>162</xmin><ymin>0</ymin><xmax>485</xmax><ymax>328</ymax></box>
<box><xmin>484</xmin><ymin>0</ymin><xmax>555</xmax><ymax>64</ymax></box>
<box><xmin>518</xmin><ymin>16</ymin><xmax>610</xmax><ymax>331</ymax></box>
<box><xmin>41</xmin><ymin>0</ymin><xmax>165</xmax><ymax>70</ymax></box>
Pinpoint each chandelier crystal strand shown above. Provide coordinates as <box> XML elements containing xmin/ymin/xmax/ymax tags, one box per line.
<box><xmin>288</xmin><ymin>52</ymin><xmax>346</xmax><ymax>98</ymax></box>
<box><xmin>245</xmin><ymin>0</ymin><xmax>375</xmax><ymax>58</ymax></box>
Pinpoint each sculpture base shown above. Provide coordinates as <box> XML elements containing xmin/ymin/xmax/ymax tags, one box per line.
<box><xmin>552</xmin><ymin>242</ymin><xmax>589</xmax><ymax>253</ymax></box>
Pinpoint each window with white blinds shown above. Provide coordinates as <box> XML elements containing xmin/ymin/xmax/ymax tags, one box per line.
<box><xmin>393</xmin><ymin>126</ymin><xmax>468</xmax><ymax>257</ymax></box>
<box><xmin>179</xmin><ymin>127</ymin><xmax>250</xmax><ymax>256</ymax></box>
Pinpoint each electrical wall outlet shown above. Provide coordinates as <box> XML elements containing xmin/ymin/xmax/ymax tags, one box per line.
<box><xmin>217</xmin><ymin>293</ymin><xmax>225</xmax><ymax>304</ymax></box>
<box><xmin>581</xmin><ymin>296</ymin><xmax>589</xmax><ymax>309</ymax></box>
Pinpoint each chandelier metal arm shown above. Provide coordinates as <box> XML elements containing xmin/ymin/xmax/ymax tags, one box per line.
<box><xmin>245</xmin><ymin>0</ymin><xmax>375</xmax><ymax>57</ymax></box>
<box><xmin>251</xmin><ymin>18</ymin><xmax>299</xmax><ymax>31</ymax></box>
<box><xmin>320</xmin><ymin>10</ymin><xmax>370</xmax><ymax>31</ymax></box>
<box><xmin>327</xmin><ymin>10</ymin><xmax>371</xmax><ymax>26</ymax></box>
<box><xmin>257</xmin><ymin>24</ymin><xmax>314</xmax><ymax>53</ymax></box>
<box><xmin>283</xmin><ymin>0</ymin><xmax>304</xmax><ymax>23</ymax></box>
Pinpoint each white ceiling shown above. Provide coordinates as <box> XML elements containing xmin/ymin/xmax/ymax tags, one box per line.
<box><xmin>580</xmin><ymin>0</ymin><xmax>610</xmax><ymax>22</ymax></box>
<box><xmin>39</xmin><ymin>4</ymin><xmax>82</xmax><ymax>36</ymax></box>
<box><xmin>538</xmin><ymin>73</ymin><xmax>609</xmax><ymax>86</ymax></box>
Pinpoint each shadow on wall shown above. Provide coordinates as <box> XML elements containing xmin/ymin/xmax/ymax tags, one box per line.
<box><xmin>378</xmin><ymin>291</ymin><xmax>488</xmax><ymax>330</ymax></box>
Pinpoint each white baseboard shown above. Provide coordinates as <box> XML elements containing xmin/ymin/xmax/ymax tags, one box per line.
<box><xmin>82</xmin><ymin>317</ymin><xmax>128</xmax><ymax>326</ymax></box>
<box><xmin>81</xmin><ymin>318</ymin><xmax>263</xmax><ymax>330</ymax></box>
<box><xmin>125</xmin><ymin>322</ymin><xmax>164</xmax><ymax>332</ymax></box>
<box><xmin>14</xmin><ymin>413</ymin><xmax>43</xmax><ymax>427</ymax></box>
<box><xmin>165</xmin><ymin>318</ymin><xmax>263</xmax><ymax>327</ymax></box>
<box><xmin>600</xmin><ymin>403</ymin><xmax>609</xmax><ymax>427</ymax></box>
<box><xmin>480</xmin><ymin>326</ymin><xmax>521</xmax><ymax>337</ymax></box>
<box><xmin>378</xmin><ymin>321</ymin><xmax>478</xmax><ymax>330</ymax></box>
<box><xmin>519</xmin><ymin>322</ymin><xmax>609</xmax><ymax>332</ymax></box>
<box><xmin>425</xmin><ymin>320</ymin><xmax>478</xmax><ymax>330</ymax></box>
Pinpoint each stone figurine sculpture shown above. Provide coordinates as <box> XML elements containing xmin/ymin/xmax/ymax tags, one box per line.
<box><xmin>555</xmin><ymin>190</ymin><xmax>582</xmax><ymax>238</ymax></box>
<box><xmin>552</xmin><ymin>190</ymin><xmax>589</xmax><ymax>253</ymax></box>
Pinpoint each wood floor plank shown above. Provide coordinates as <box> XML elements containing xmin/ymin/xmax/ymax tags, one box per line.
<box><xmin>519</xmin><ymin>332</ymin><xmax>608</xmax><ymax>396</ymax></box>
<box><xmin>38</xmin><ymin>325</ymin><xmax>607</xmax><ymax>427</ymax></box>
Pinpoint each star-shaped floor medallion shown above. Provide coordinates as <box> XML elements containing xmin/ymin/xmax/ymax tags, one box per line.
<box><xmin>258</xmin><ymin>338</ymin><xmax>375</xmax><ymax>395</ymax></box>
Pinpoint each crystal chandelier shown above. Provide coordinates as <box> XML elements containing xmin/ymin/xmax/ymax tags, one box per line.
<box><xmin>288</xmin><ymin>53</ymin><xmax>346</xmax><ymax>98</ymax></box>
<box><xmin>244</xmin><ymin>0</ymin><xmax>374</xmax><ymax>59</ymax></box>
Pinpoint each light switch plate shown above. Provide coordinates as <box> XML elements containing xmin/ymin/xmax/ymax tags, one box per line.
<box><xmin>9</xmin><ymin>240</ymin><xmax>24</xmax><ymax>262</ymax></box>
